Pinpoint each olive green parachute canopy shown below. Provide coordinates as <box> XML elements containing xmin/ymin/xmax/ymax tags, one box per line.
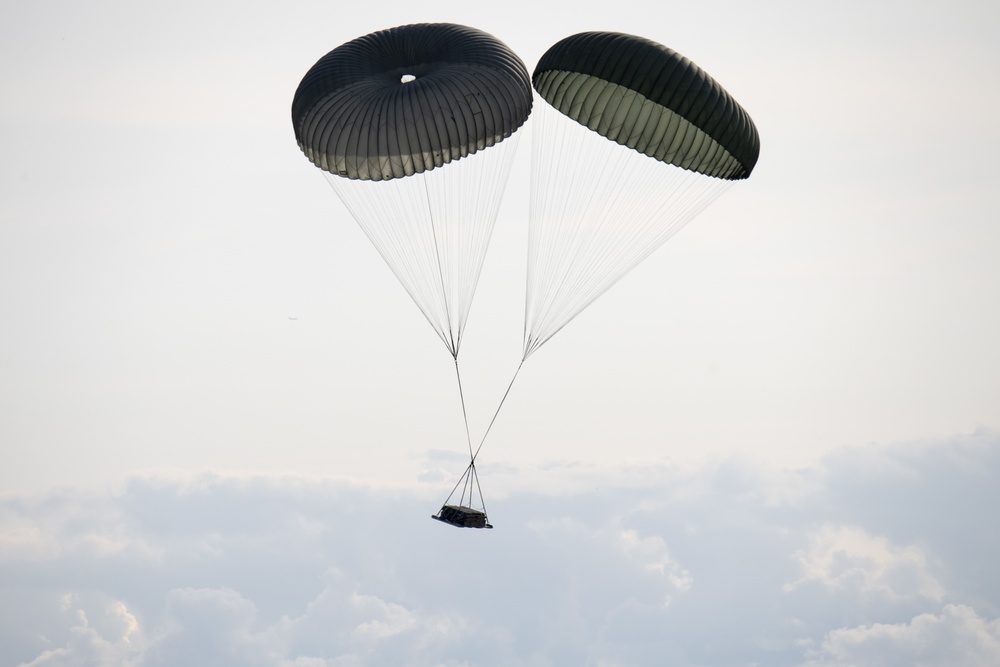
<box><xmin>292</xmin><ymin>23</ymin><xmax>533</xmax><ymax>181</ymax></box>
<box><xmin>533</xmin><ymin>31</ymin><xmax>759</xmax><ymax>180</ymax></box>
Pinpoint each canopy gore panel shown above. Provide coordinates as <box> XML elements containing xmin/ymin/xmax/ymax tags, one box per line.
<box><xmin>432</xmin><ymin>504</ymin><xmax>493</xmax><ymax>529</ymax></box>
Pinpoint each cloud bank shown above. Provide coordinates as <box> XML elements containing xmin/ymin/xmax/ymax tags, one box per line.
<box><xmin>3</xmin><ymin>430</ymin><xmax>998</xmax><ymax>666</ymax></box>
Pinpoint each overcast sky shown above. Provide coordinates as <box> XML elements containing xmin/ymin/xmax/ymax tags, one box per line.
<box><xmin>2</xmin><ymin>0</ymin><xmax>998</xmax><ymax>665</ymax></box>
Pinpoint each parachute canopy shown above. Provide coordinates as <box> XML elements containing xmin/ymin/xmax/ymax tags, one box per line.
<box><xmin>292</xmin><ymin>23</ymin><xmax>533</xmax><ymax>181</ymax></box>
<box><xmin>533</xmin><ymin>31</ymin><xmax>759</xmax><ymax>180</ymax></box>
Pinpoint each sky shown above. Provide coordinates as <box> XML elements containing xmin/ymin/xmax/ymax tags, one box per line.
<box><xmin>1</xmin><ymin>0</ymin><xmax>999</xmax><ymax>665</ymax></box>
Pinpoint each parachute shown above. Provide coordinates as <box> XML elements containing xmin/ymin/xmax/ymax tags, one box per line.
<box><xmin>523</xmin><ymin>31</ymin><xmax>760</xmax><ymax>359</ymax></box>
<box><xmin>292</xmin><ymin>23</ymin><xmax>532</xmax><ymax>359</ymax></box>
<box><xmin>468</xmin><ymin>32</ymin><xmax>761</xmax><ymax>482</ymax></box>
<box><xmin>292</xmin><ymin>24</ymin><xmax>532</xmax><ymax>527</ymax></box>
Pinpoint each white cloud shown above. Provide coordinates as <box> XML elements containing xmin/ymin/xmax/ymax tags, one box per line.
<box><xmin>785</xmin><ymin>524</ymin><xmax>946</xmax><ymax>601</ymax></box>
<box><xmin>18</xmin><ymin>597</ymin><xmax>145</xmax><ymax>667</ymax></box>
<box><xmin>802</xmin><ymin>604</ymin><xmax>1000</xmax><ymax>667</ymax></box>
<box><xmin>140</xmin><ymin>587</ymin><xmax>278</xmax><ymax>667</ymax></box>
<box><xmin>120</xmin><ymin>573</ymin><xmax>490</xmax><ymax>667</ymax></box>
<box><xmin>525</xmin><ymin>514</ymin><xmax>693</xmax><ymax>610</ymax></box>
<box><xmin>616</xmin><ymin>528</ymin><xmax>693</xmax><ymax>602</ymax></box>
<box><xmin>0</xmin><ymin>493</ymin><xmax>161</xmax><ymax>565</ymax></box>
<box><xmin>3</xmin><ymin>431</ymin><xmax>999</xmax><ymax>666</ymax></box>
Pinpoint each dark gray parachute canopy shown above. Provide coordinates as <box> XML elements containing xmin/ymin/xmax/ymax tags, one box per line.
<box><xmin>292</xmin><ymin>23</ymin><xmax>533</xmax><ymax>181</ymax></box>
<box><xmin>533</xmin><ymin>32</ymin><xmax>759</xmax><ymax>180</ymax></box>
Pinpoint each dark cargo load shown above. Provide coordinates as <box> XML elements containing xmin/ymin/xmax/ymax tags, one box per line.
<box><xmin>432</xmin><ymin>504</ymin><xmax>493</xmax><ymax>529</ymax></box>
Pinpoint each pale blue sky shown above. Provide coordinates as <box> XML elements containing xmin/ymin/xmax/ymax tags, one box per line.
<box><xmin>1</xmin><ymin>1</ymin><xmax>998</xmax><ymax>664</ymax></box>
<box><xmin>2</xmin><ymin>1</ymin><xmax>998</xmax><ymax>490</ymax></box>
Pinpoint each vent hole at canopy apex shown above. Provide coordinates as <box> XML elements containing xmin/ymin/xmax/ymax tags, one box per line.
<box><xmin>400</xmin><ymin>73</ymin><xmax>416</xmax><ymax>83</ymax></box>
